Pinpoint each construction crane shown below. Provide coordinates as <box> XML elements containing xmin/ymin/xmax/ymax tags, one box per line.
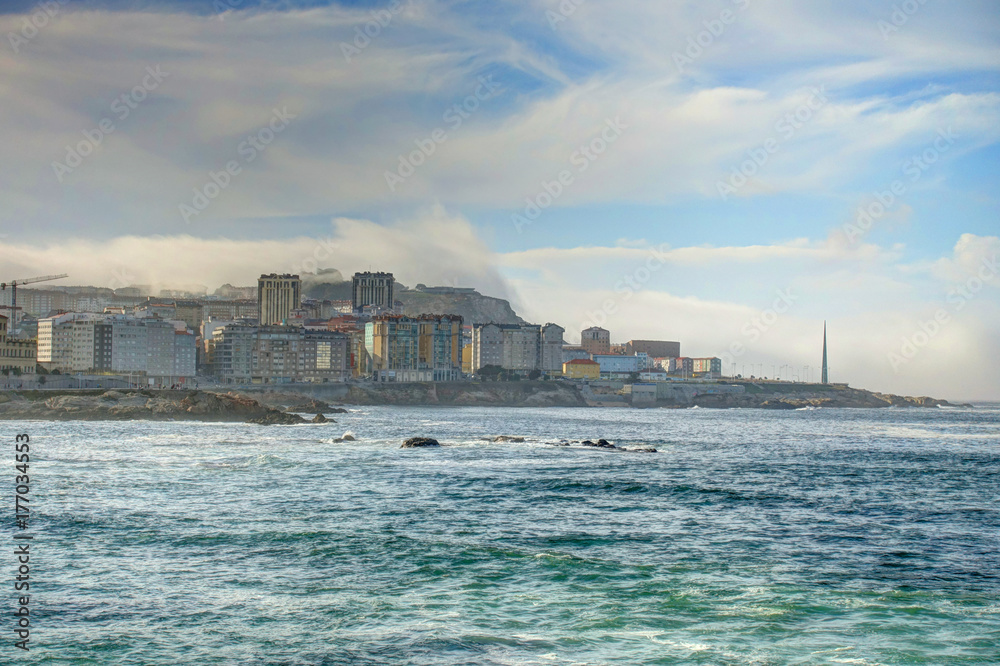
<box><xmin>0</xmin><ymin>274</ymin><xmax>69</xmax><ymax>332</ymax></box>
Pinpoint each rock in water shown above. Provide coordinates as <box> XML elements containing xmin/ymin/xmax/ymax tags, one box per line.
<box><xmin>332</xmin><ymin>432</ymin><xmax>356</xmax><ymax>443</ymax></box>
<box><xmin>402</xmin><ymin>437</ymin><xmax>440</xmax><ymax>448</ymax></box>
<box><xmin>311</xmin><ymin>413</ymin><xmax>331</xmax><ymax>424</ymax></box>
<box><xmin>247</xmin><ymin>410</ymin><xmax>307</xmax><ymax>425</ymax></box>
<box><xmin>492</xmin><ymin>435</ymin><xmax>525</xmax><ymax>443</ymax></box>
<box><xmin>583</xmin><ymin>439</ymin><xmax>620</xmax><ymax>450</ymax></box>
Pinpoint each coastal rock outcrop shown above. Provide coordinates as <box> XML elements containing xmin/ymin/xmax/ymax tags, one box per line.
<box><xmin>311</xmin><ymin>413</ymin><xmax>331</xmax><ymax>424</ymax></box>
<box><xmin>402</xmin><ymin>437</ymin><xmax>440</xmax><ymax>448</ymax></box>
<box><xmin>247</xmin><ymin>411</ymin><xmax>307</xmax><ymax>425</ymax></box>
<box><xmin>0</xmin><ymin>389</ymin><xmax>306</xmax><ymax>423</ymax></box>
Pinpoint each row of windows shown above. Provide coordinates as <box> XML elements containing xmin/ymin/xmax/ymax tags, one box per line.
<box><xmin>0</xmin><ymin>349</ymin><xmax>34</xmax><ymax>357</ymax></box>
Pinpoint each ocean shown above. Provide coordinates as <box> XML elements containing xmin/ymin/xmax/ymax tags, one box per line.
<box><xmin>8</xmin><ymin>405</ymin><xmax>1000</xmax><ymax>665</ymax></box>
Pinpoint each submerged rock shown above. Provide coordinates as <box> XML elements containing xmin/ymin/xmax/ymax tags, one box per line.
<box><xmin>402</xmin><ymin>437</ymin><xmax>440</xmax><ymax>448</ymax></box>
<box><xmin>492</xmin><ymin>435</ymin><xmax>525</xmax><ymax>443</ymax></box>
<box><xmin>628</xmin><ymin>448</ymin><xmax>659</xmax><ymax>453</ymax></box>
<box><xmin>331</xmin><ymin>432</ymin><xmax>356</xmax><ymax>443</ymax></box>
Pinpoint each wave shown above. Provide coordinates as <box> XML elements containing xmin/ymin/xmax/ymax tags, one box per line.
<box><xmin>197</xmin><ymin>453</ymin><xmax>295</xmax><ymax>469</ymax></box>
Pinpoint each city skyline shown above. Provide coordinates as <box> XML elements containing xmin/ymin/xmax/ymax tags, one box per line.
<box><xmin>0</xmin><ymin>1</ymin><xmax>997</xmax><ymax>400</ymax></box>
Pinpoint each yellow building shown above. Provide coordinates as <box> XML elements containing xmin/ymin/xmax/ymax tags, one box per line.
<box><xmin>462</xmin><ymin>343</ymin><xmax>473</xmax><ymax>375</ymax></box>
<box><xmin>0</xmin><ymin>315</ymin><xmax>37</xmax><ymax>376</ymax></box>
<box><xmin>562</xmin><ymin>358</ymin><xmax>600</xmax><ymax>380</ymax></box>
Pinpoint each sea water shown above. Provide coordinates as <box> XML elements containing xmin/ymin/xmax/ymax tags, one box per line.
<box><xmin>6</xmin><ymin>405</ymin><xmax>1000</xmax><ymax>664</ymax></box>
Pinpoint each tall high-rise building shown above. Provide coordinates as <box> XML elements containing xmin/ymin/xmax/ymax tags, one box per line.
<box><xmin>352</xmin><ymin>272</ymin><xmax>395</xmax><ymax>312</ymax></box>
<box><xmin>581</xmin><ymin>326</ymin><xmax>610</xmax><ymax>355</ymax></box>
<box><xmin>257</xmin><ymin>274</ymin><xmax>301</xmax><ymax>325</ymax></box>
<box><xmin>821</xmin><ymin>321</ymin><xmax>829</xmax><ymax>385</ymax></box>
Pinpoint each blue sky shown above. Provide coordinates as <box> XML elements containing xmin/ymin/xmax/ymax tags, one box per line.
<box><xmin>1</xmin><ymin>0</ymin><xmax>998</xmax><ymax>397</ymax></box>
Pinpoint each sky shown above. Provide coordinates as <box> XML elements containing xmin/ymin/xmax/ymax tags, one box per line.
<box><xmin>1</xmin><ymin>0</ymin><xmax>998</xmax><ymax>399</ymax></box>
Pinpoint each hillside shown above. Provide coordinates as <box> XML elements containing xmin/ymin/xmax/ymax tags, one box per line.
<box><xmin>301</xmin><ymin>270</ymin><xmax>524</xmax><ymax>324</ymax></box>
<box><xmin>395</xmin><ymin>290</ymin><xmax>524</xmax><ymax>325</ymax></box>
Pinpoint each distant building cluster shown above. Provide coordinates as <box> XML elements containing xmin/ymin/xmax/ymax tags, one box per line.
<box><xmin>558</xmin><ymin>327</ymin><xmax>720</xmax><ymax>381</ymax></box>
<box><xmin>6</xmin><ymin>268</ymin><xmax>731</xmax><ymax>386</ymax></box>
<box><xmin>36</xmin><ymin>312</ymin><xmax>195</xmax><ymax>384</ymax></box>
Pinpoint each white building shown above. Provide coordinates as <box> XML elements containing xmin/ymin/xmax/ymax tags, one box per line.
<box><xmin>592</xmin><ymin>354</ymin><xmax>642</xmax><ymax>375</ymax></box>
<box><xmin>37</xmin><ymin>313</ymin><xmax>196</xmax><ymax>383</ymax></box>
<box><xmin>37</xmin><ymin>313</ymin><xmax>102</xmax><ymax>370</ymax></box>
<box><xmin>540</xmin><ymin>324</ymin><xmax>565</xmax><ymax>372</ymax></box>
<box><xmin>471</xmin><ymin>323</ymin><xmax>504</xmax><ymax>370</ymax></box>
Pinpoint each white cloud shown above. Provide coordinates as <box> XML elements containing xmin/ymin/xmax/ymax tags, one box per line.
<box><xmin>0</xmin><ymin>207</ymin><xmax>510</xmax><ymax>299</ymax></box>
<box><xmin>2</xmin><ymin>2</ymin><xmax>998</xmax><ymax>235</ymax></box>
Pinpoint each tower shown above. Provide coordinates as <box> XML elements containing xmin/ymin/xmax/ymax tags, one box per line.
<box><xmin>352</xmin><ymin>272</ymin><xmax>395</xmax><ymax>312</ymax></box>
<box><xmin>821</xmin><ymin>321</ymin><xmax>829</xmax><ymax>385</ymax></box>
<box><xmin>257</xmin><ymin>274</ymin><xmax>301</xmax><ymax>325</ymax></box>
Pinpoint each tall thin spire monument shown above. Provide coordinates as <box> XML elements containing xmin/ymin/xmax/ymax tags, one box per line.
<box><xmin>821</xmin><ymin>321</ymin><xmax>829</xmax><ymax>385</ymax></box>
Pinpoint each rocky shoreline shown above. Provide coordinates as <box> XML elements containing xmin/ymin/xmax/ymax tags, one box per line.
<box><xmin>684</xmin><ymin>385</ymin><xmax>968</xmax><ymax>410</ymax></box>
<box><xmin>0</xmin><ymin>381</ymin><xmax>970</xmax><ymax>422</ymax></box>
<box><xmin>0</xmin><ymin>389</ymin><xmax>324</xmax><ymax>424</ymax></box>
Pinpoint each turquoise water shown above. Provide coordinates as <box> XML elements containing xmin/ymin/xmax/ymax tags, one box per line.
<box><xmin>8</xmin><ymin>405</ymin><xmax>1000</xmax><ymax>664</ymax></box>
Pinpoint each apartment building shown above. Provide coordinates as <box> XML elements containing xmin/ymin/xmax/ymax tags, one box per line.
<box><xmin>365</xmin><ymin>315</ymin><xmax>463</xmax><ymax>382</ymax></box>
<box><xmin>581</xmin><ymin>326</ymin><xmax>611</xmax><ymax>355</ymax></box>
<box><xmin>36</xmin><ymin>313</ymin><xmax>195</xmax><ymax>382</ymax></box>
<box><xmin>471</xmin><ymin>322</ymin><xmax>565</xmax><ymax>374</ymax></box>
<box><xmin>254</xmin><ymin>327</ymin><xmax>350</xmax><ymax>383</ymax></box>
<box><xmin>692</xmin><ymin>357</ymin><xmax>723</xmax><ymax>376</ymax></box>
<box><xmin>624</xmin><ymin>340</ymin><xmax>681</xmax><ymax>359</ymax></box>
<box><xmin>257</xmin><ymin>274</ymin><xmax>301</xmax><ymax>325</ymax></box>
<box><xmin>208</xmin><ymin>324</ymin><xmax>257</xmax><ymax>384</ymax></box>
<box><xmin>37</xmin><ymin>313</ymin><xmax>101</xmax><ymax>370</ymax></box>
<box><xmin>352</xmin><ymin>272</ymin><xmax>395</xmax><ymax>312</ymax></box>
<box><xmin>591</xmin><ymin>354</ymin><xmax>643</xmax><ymax>375</ymax></box>
<box><xmin>207</xmin><ymin>324</ymin><xmax>350</xmax><ymax>384</ymax></box>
